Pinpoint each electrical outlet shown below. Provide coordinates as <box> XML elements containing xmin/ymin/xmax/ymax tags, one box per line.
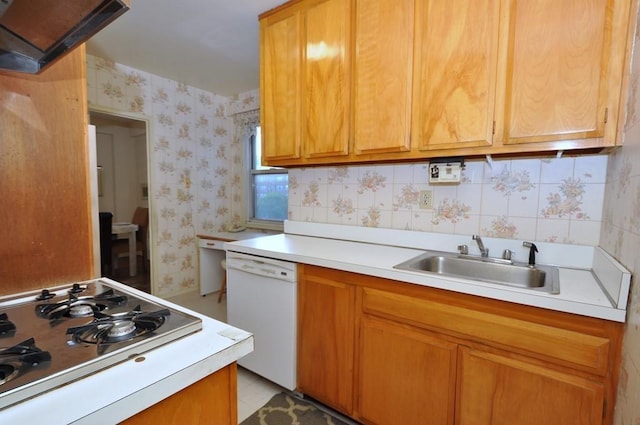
<box><xmin>419</xmin><ymin>190</ymin><xmax>433</xmax><ymax>209</ymax></box>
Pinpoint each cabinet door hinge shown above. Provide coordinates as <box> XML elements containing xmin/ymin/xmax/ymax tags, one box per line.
<box><xmin>604</xmin><ymin>108</ymin><xmax>609</xmax><ymax>124</ymax></box>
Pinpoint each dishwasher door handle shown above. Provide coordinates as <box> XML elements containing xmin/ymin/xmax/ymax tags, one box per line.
<box><xmin>227</xmin><ymin>256</ymin><xmax>297</xmax><ymax>282</ymax></box>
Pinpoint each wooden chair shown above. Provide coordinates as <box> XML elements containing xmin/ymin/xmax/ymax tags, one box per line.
<box><xmin>112</xmin><ymin>207</ymin><xmax>149</xmax><ymax>273</ymax></box>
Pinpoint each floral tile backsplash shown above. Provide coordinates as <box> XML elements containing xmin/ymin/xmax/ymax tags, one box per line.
<box><xmin>289</xmin><ymin>155</ymin><xmax>607</xmax><ymax>247</ymax></box>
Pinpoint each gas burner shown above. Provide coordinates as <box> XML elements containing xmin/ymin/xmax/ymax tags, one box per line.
<box><xmin>66</xmin><ymin>305</ymin><xmax>170</xmax><ymax>354</ymax></box>
<box><xmin>68</xmin><ymin>305</ymin><xmax>94</xmax><ymax>317</ymax></box>
<box><xmin>0</xmin><ymin>314</ymin><xmax>16</xmax><ymax>337</ymax></box>
<box><xmin>0</xmin><ymin>338</ymin><xmax>51</xmax><ymax>386</ymax></box>
<box><xmin>36</xmin><ymin>289</ymin><xmax>128</xmax><ymax>321</ymax></box>
<box><xmin>107</xmin><ymin>321</ymin><xmax>136</xmax><ymax>338</ymax></box>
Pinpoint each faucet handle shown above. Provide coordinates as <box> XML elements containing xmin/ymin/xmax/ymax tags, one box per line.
<box><xmin>457</xmin><ymin>244</ymin><xmax>468</xmax><ymax>255</ymax></box>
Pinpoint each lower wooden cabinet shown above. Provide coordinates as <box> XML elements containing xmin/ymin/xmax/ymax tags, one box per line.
<box><xmin>456</xmin><ymin>348</ymin><xmax>605</xmax><ymax>425</ymax></box>
<box><xmin>358</xmin><ymin>316</ymin><xmax>457</xmax><ymax>425</ymax></box>
<box><xmin>297</xmin><ymin>265</ymin><xmax>622</xmax><ymax>425</ymax></box>
<box><xmin>297</xmin><ymin>266</ymin><xmax>356</xmax><ymax>416</ymax></box>
<box><xmin>122</xmin><ymin>362</ymin><xmax>238</xmax><ymax>424</ymax></box>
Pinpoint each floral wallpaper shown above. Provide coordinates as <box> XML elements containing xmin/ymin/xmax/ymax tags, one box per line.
<box><xmin>602</xmin><ymin>10</ymin><xmax>640</xmax><ymax>424</ymax></box>
<box><xmin>289</xmin><ymin>154</ymin><xmax>607</xmax><ymax>247</ymax></box>
<box><xmin>86</xmin><ymin>55</ymin><xmax>257</xmax><ymax>298</ymax></box>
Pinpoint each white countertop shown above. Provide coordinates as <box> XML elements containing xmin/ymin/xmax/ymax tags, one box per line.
<box><xmin>0</xmin><ymin>279</ymin><xmax>253</xmax><ymax>424</ymax></box>
<box><xmin>225</xmin><ymin>222</ymin><xmax>630</xmax><ymax>323</ymax></box>
<box><xmin>198</xmin><ymin>229</ymin><xmax>279</xmax><ymax>242</ymax></box>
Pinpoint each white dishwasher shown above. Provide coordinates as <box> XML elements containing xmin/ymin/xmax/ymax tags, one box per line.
<box><xmin>226</xmin><ymin>251</ymin><xmax>297</xmax><ymax>390</ymax></box>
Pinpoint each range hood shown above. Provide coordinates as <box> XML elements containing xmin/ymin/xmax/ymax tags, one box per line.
<box><xmin>0</xmin><ymin>0</ymin><xmax>129</xmax><ymax>74</ymax></box>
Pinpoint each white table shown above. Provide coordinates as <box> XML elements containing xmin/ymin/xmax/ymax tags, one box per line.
<box><xmin>112</xmin><ymin>223</ymin><xmax>139</xmax><ymax>276</ymax></box>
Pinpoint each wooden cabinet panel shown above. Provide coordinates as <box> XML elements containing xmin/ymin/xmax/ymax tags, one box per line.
<box><xmin>361</xmin><ymin>286</ymin><xmax>610</xmax><ymax>375</ymax></box>
<box><xmin>500</xmin><ymin>0</ymin><xmax>619</xmax><ymax>145</ymax></box>
<box><xmin>456</xmin><ymin>347</ymin><xmax>605</xmax><ymax>425</ymax></box>
<box><xmin>302</xmin><ymin>0</ymin><xmax>351</xmax><ymax>159</ymax></box>
<box><xmin>260</xmin><ymin>7</ymin><xmax>301</xmax><ymax>161</ymax></box>
<box><xmin>358</xmin><ymin>315</ymin><xmax>457</xmax><ymax>425</ymax></box>
<box><xmin>353</xmin><ymin>0</ymin><xmax>413</xmax><ymax>155</ymax></box>
<box><xmin>297</xmin><ymin>265</ymin><xmax>355</xmax><ymax>415</ymax></box>
<box><xmin>260</xmin><ymin>0</ymin><xmax>635</xmax><ymax>165</ymax></box>
<box><xmin>413</xmin><ymin>0</ymin><xmax>499</xmax><ymax>151</ymax></box>
<box><xmin>297</xmin><ymin>265</ymin><xmax>621</xmax><ymax>425</ymax></box>
<box><xmin>0</xmin><ymin>47</ymin><xmax>92</xmax><ymax>293</ymax></box>
<box><xmin>123</xmin><ymin>363</ymin><xmax>238</xmax><ymax>425</ymax></box>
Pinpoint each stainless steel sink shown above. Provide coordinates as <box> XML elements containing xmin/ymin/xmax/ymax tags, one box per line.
<box><xmin>394</xmin><ymin>251</ymin><xmax>560</xmax><ymax>294</ymax></box>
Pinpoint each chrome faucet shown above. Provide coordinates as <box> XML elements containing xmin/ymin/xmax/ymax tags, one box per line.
<box><xmin>472</xmin><ymin>235</ymin><xmax>489</xmax><ymax>257</ymax></box>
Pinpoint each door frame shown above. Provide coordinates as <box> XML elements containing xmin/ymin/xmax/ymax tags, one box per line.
<box><xmin>89</xmin><ymin>106</ymin><xmax>156</xmax><ymax>294</ymax></box>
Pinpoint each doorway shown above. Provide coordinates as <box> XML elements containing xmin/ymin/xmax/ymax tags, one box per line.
<box><xmin>90</xmin><ymin>109</ymin><xmax>152</xmax><ymax>294</ymax></box>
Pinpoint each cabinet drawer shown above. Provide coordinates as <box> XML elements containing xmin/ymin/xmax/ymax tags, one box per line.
<box><xmin>361</xmin><ymin>287</ymin><xmax>610</xmax><ymax>375</ymax></box>
<box><xmin>198</xmin><ymin>239</ymin><xmax>226</xmax><ymax>250</ymax></box>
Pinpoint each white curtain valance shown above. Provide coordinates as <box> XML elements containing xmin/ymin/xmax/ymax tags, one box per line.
<box><xmin>233</xmin><ymin>109</ymin><xmax>260</xmax><ymax>137</ymax></box>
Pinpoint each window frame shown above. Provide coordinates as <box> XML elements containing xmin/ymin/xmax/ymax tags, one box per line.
<box><xmin>245</xmin><ymin>127</ymin><xmax>287</xmax><ymax>231</ymax></box>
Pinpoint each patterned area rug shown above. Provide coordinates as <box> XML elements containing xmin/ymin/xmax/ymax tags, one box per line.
<box><xmin>241</xmin><ymin>393</ymin><xmax>351</xmax><ymax>425</ymax></box>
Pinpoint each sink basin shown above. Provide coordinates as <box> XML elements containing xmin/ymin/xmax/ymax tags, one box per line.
<box><xmin>394</xmin><ymin>251</ymin><xmax>560</xmax><ymax>294</ymax></box>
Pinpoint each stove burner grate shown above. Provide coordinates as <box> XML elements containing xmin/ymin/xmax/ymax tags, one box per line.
<box><xmin>0</xmin><ymin>313</ymin><xmax>16</xmax><ymax>337</ymax></box>
<box><xmin>36</xmin><ymin>289</ymin><xmax>128</xmax><ymax>321</ymax></box>
<box><xmin>66</xmin><ymin>305</ymin><xmax>170</xmax><ymax>354</ymax></box>
<box><xmin>0</xmin><ymin>338</ymin><xmax>51</xmax><ymax>386</ymax></box>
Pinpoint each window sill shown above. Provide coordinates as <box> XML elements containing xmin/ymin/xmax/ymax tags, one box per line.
<box><xmin>245</xmin><ymin>219</ymin><xmax>284</xmax><ymax>233</ymax></box>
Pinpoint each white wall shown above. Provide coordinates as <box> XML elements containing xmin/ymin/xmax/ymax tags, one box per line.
<box><xmin>96</xmin><ymin>124</ymin><xmax>147</xmax><ymax>222</ymax></box>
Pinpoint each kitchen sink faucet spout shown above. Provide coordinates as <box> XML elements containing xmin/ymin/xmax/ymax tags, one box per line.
<box><xmin>472</xmin><ymin>235</ymin><xmax>489</xmax><ymax>257</ymax></box>
<box><xmin>523</xmin><ymin>241</ymin><xmax>538</xmax><ymax>266</ymax></box>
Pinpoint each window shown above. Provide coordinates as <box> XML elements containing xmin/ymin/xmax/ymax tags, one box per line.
<box><xmin>247</xmin><ymin>126</ymin><xmax>288</xmax><ymax>228</ymax></box>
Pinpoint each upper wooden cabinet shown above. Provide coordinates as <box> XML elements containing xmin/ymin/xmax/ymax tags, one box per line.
<box><xmin>412</xmin><ymin>0</ymin><xmax>500</xmax><ymax>151</ymax></box>
<box><xmin>260</xmin><ymin>5</ymin><xmax>302</xmax><ymax>161</ymax></box>
<box><xmin>497</xmin><ymin>0</ymin><xmax>632</xmax><ymax>147</ymax></box>
<box><xmin>303</xmin><ymin>0</ymin><xmax>351</xmax><ymax>159</ymax></box>
<box><xmin>260</xmin><ymin>0</ymin><xmax>637</xmax><ymax>166</ymax></box>
<box><xmin>353</xmin><ymin>0</ymin><xmax>414</xmax><ymax>155</ymax></box>
<box><xmin>260</xmin><ymin>0</ymin><xmax>351</xmax><ymax>164</ymax></box>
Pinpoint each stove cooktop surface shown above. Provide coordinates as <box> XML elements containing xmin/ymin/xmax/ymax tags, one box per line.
<box><xmin>0</xmin><ymin>279</ymin><xmax>202</xmax><ymax>410</ymax></box>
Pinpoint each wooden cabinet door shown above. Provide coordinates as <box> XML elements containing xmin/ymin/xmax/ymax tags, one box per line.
<box><xmin>412</xmin><ymin>0</ymin><xmax>500</xmax><ymax>151</ymax></box>
<box><xmin>0</xmin><ymin>47</ymin><xmax>93</xmax><ymax>293</ymax></box>
<box><xmin>260</xmin><ymin>5</ymin><xmax>302</xmax><ymax>162</ymax></box>
<box><xmin>302</xmin><ymin>0</ymin><xmax>351</xmax><ymax>159</ymax></box>
<box><xmin>498</xmin><ymin>0</ymin><xmax>628</xmax><ymax>146</ymax></box>
<box><xmin>353</xmin><ymin>0</ymin><xmax>414</xmax><ymax>155</ymax></box>
<box><xmin>358</xmin><ymin>316</ymin><xmax>457</xmax><ymax>425</ymax></box>
<box><xmin>123</xmin><ymin>363</ymin><xmax>238</xmax><ymax>425</ymax></box>
<box><xmin>297</xmin><ymin>267</ymin><xmax>356</xmax><ymax>415</ymax></box>
<box><xmin>456</xmin><ymin>347</ymin><xmax>605</xmax><ymax>425</ymax></box>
